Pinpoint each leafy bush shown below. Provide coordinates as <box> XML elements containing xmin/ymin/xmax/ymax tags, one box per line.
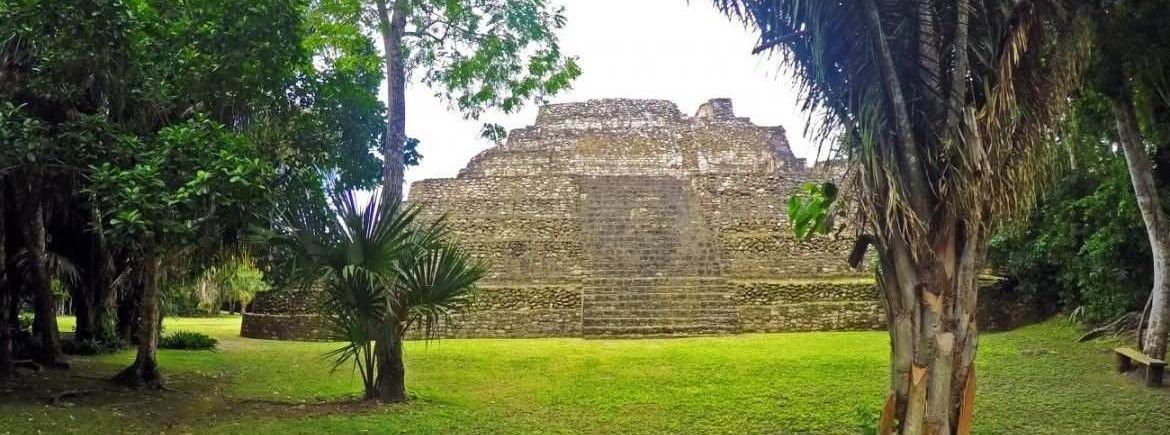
<box><xmin>17</xmin><ymin>313</ymin><xmax>33</xmax><ymax>332</ymax></box>
<box><xmin>988</xmin><ymin>123</ymin><xmax>1154</xmax><ymax>324</ymax></box>
<box><xmin>159</xmin><ymin>331</ymin><xmax>218</xmax><ymax>350</ymax></box>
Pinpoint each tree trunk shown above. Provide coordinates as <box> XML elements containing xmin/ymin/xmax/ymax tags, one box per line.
<box><xmin>376</xmin><ymin>0</ymin><xmax>408</xmax><ymax>203</ymax></box>
<box><xmin>116</xmin><ymin>280</ymin><xmax>140</xmax><ymax>344</ymax></box>
<box><xmin>1110</xmin><ymin>93</ymin><xmax>1170</xmax><ymax>361</ymax></box>
<box><xmin>113</xmin><ymin>252</ymin><xmax>163</xmax><ymax>389</ymax></box>
<box><xmin>76</xmin><ymin>225</ymin><xmax>114</xmax><ymax>342</ymax></box>
<box><xmin>12</xmin><ymin>181</ymin><xmax>66</xmax><ymax>368</ymax></box>
<box><xmin>869</xmin><ymin>187</ymin><xmax>967</xmax><ymax>435</ymax></box>
<box><xmin>877</xmin><ymin>223</ymin><xmax>982</xmax><ymax>435</ymax></box>
<box><xmin>74</xmin><ymin>282</ymin><xmax>96</xmax><ymax>341</ymax></box>
<box><xmin>90</xmin><ymin>205</ymin><xmax>118</xmax><ymax>342</ymax></box>
<box><xmin>0</xmin><ymin>185</ymin><xmax>12</xmax><ymax>378</ymax></box>
<box><xmin>372</xmin><ymin>335</ymin><xmax>406</xmax><ymax>402</ymax></box>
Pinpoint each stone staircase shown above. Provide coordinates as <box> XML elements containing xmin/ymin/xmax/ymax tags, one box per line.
<box><xmin>578</xmin><ymin>176</ymin><xmax>738</xmax><ymax>338</ymax></box>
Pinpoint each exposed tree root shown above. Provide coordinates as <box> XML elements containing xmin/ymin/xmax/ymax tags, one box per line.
<box><xmin>49</xmin><ymin>389</ymin><xmax>103</xmax><ymax>406</ymax></box>
<box><xmin>1078</xmin><ymin>312</ymin><xmax>1140</xmax><ymax>342</ymax></box>
<box><xmin>14</xmin><ymin>360</ymin><xmax>42</xmax><ymax>372</ymax></box>
<box><xmin>111</xmin><ymin>359</ymin><xmax>164</xmax><ymax>390</ymax></box>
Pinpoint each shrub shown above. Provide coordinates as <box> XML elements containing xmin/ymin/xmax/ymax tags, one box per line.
<box><xmin>159</xmin><ymin>331</ymin><xmax>218</xmax><ymax>350</ymax></box>
<box><xmin>17</xmin><ymin>313</ymin><xmax>33</xmax><ymax>332</ymax></box>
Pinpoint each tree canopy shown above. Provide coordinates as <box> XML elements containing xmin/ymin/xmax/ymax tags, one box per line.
<box><xmin>0</xmin><ymin>0</ymin><xmax>388</xmax><ymax>383</ymax></box>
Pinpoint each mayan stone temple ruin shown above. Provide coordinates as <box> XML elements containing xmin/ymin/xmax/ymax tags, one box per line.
<box><xmin>242</xmin><ymin>98</ymin><xmax>885</xmax><ymax>340</ymax></box>
<box><xmin>405</xmin><ymin>98</ymin><xmax>882</xmax><ymax>338</ymax></box>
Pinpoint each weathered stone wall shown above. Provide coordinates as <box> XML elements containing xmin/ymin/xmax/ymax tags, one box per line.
<box><xmin>405</xmin><ymin>285</ymin><xmax>581</xmax><ymax>338</ymax></box>
<box><xmin>694</xmin><ymin>174</ymin><xmax>861</xmax><ymax>279</ymax></box>
<box><xmin>732</xmin><ymin>280</ymin><xmax>884</xmax><ymax>332</ymax></box>
<box><xmin>241</xmin><ymin>288</ymin><xmax>331</xmax><ymax>341</ymax></box>
<box><xmin>240</xmin><ymin>313</ymin><xmax>330</xmax><ymax>341</ymax></box>
<box><xmin>251</xmin><ymin>98</ymin><xmax>1048</xmax><ymax>341</ymax></box>
<box><xmin>403</xmin><ymin>98</ymin><xmax>865</xmax><ymax>338</ymax></box>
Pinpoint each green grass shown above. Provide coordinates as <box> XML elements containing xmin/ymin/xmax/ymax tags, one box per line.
<box><xmin>1</xmin><ymin>317</ymin><xmax>1166</xmax><ymax>434</ymax></box>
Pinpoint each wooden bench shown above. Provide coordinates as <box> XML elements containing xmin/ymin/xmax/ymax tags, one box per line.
<box><xmin>1114</xmin><ymin>347</ymin><xmax>1166</xmax><ymax>387</ymax></box>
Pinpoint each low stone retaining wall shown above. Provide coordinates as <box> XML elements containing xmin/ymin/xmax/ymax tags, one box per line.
<box><xmin>240</xmin><ymin>313</ymin><xmax>330</xmax><ymax>341</ymax></box>
<box><xmin>414</xmin><ymin>309</ymin><xmax>581</xmax><ymax>339</ymax></box>
<box><xmin>240</xmin><ymin>278</ymin><xmax>1045</xmax><ymax>340</ymax></box>
<box><xmin>732</xmin><ymin>280</ymin><xmax>884</xmax><ymax>332</ymax></box>
<box><xmin>417</xmin><ymin>284</ymin><xmax>582</xmax><ymax>338</ymax></box>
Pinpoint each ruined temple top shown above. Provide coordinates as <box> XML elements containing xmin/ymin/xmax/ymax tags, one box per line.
<box><xmin>452</xmin><ymin>98</ymin><xmax>807</xmax><ymax>179</ymax></box>
<box><xmin>532</xmin><ymin>98</ymin><xmax>756</xmax><ymax>130</ymax></box>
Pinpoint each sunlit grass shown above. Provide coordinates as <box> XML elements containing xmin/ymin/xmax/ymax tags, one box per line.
<box><xmin>2</xmin><ymin>316</ymin><xmax>1166</xmax><ymax>434</ymax></box>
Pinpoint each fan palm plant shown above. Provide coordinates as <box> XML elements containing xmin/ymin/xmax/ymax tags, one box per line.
<box><xmin>714</xmin><ymin>1</ymin><xmax>1094</xmax><ymax>433</ymax></box>
<box><xmin>279</xmin><ymin>190</ymin><xmax>486</xmax><ymax>402</ymax></box>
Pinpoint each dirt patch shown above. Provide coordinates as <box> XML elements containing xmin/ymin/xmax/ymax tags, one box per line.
<box><xmin>0</xmin><ymin>358</ymin><xmax>408</xmax><ymax>434</ymax></box>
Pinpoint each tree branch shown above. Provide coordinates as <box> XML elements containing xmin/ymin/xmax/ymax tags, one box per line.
<box><xmin>863</xmin><ymin>0</ymin><xmax>934</xmax><ymax>225</ymax></box>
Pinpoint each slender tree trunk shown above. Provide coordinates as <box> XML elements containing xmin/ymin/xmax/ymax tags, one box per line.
<box><xmin>376</xmin><ymin>0</ymin><xmax>408</xmax><ymax>203</ymax></box>
<box><xmin>1110</xmin><ymin>93</ymin><xmax>1170</xmax><ymax>361</ymax></box>
<box><xmin>0</xmin><ymin>185</ymin><xmax>12</xmax><ymax>378</ymax></box>
<box><xmin>74</xmin><ymin>282</ymin><xmax>96</xmax><ymax>341</ymax></box>
<box><xmin>113</xmin><ymin>251</ymin><xmax>163</xmax><ymax>389</ymax></box>
<box><xmin>90</xmin><ymin>205</ymin><xmax>117</xmax><ymax>342</ymax></box>
<box><xmin>117</xmin><ymin>280</ymin><xmax>140</xmax><ymax>344</ymax></box>
<box><xmin>12</xmin><ymin>179</ymin><xmax>66</xmax><ymax>367</ymax></box>
<box><xmin>372</xmin><ymin>334</ymin><xmax>406</xmax><ymax>402</ymax></box>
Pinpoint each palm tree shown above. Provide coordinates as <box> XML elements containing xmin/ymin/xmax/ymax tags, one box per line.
<box><xmin>714</xmin><ymin>1</ymin><xmax>1093</xmax><ymax>433</ymax></box>
<box><xmin>280</xmin><ymin>190</ymin><xmax>486</xmax><ymax>402</ymax></box>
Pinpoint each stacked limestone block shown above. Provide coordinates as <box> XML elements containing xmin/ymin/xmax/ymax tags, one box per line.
<box><xmin>240</xmin><ymin>287</ymin><xmax>331</xmax><ymax>341</ymax></box>
<box><xmin>408</xmin><ymin>98</ymin><xmax>875</xmax><ymax>339</ymax></box>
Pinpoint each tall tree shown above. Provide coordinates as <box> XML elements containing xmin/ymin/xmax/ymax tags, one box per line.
<box><xmin>91</xmin><ymin>118</ymin><xmax>274</xmax><ymax>388</ymax></box>
<box><xmin>716</xmin><ymin>1</ymin><xmax>1093</xmax><ymax>433</ymax></box>
<box><xmin>367</xmin><ymin>0</ymin><xmax>580</xmax><ymax>202</ymax></box>
<box><xmin>0</xmin><ymin>144</ymin><xmax>10</xmax><ymax>378</ymax></box>
<box><xmin>2</xmin><ymin>0</ymin><xmax>388</xmax><ymax>384</ymax></box>
<box><xmin>1091</xmin><ymin>0</ymin><xmax>1170</xmax><ymax>361</ymax></box>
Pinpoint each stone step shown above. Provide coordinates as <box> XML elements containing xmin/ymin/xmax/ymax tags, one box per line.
<box><xmin>580</xmin><ymin>298</ymin><xmax>734</xmax><ymax>309</ymax></box>
<box><xmin>585</xmin><ymin>259</ymin><xmax>721</xmax><ymax>267</ymax></box>
<box><xmin>582</xmin><ymin>285</ymin><xmax>730</xmax><ymax>293</ymax></box>
<box><xmin>584</xmin><ymin>318</ymin><xmax>738</xmax><ymax>328</ymax></box>
<box><xmin>582</xmin><ymin>324</ymin><xmax>738</xmax><ymax>338</ymax></box>
<box><xmin>586</xmin><ymin>270</ymin><xmax>724</xmax><ymax>278</ymax></box>
<box><xmin>583</xmin><ymin>276</ymin><xmax>728</xmax><ymax>284</ymax></box>
<box><xmin>582</xmin><ymin>308</ymin><xmax>738</xmax><ymax>318</ymax></box>
<box><xmin>581</xmin><ymin>292</ymin><xmax>733</xmax><ymax>302</ymax></box>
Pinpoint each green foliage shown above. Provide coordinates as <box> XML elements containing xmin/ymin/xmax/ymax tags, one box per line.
<box><xmin>479</xmin><ymin>123</ymin><xmax>508</xmax><ymax>146</ymax></box>
<box><xmin>159</xmin><ymin>331</ymin><xmax>218</xmax><ymax>350</ymax></box>
<box><xmin>275</xmin><ymin>189</ymin><xmax>486</xmax><ymax>396</ymax></box>
<box><xmin>786</xmin><ymin>182</ymin><xmax>838</xmax><ymax>239</ymax></box>
<box><xmin>397</xmin><ymin>0</ymin><xmax>582</xmax><ymax>118</ymax></box>
<box><xmin>988</xmin><ymin>95</ymin><xmax>1156</xmax><ymax>324</ymax></box>
<box><xmin>86</xmin><ymin>116</ymin><xmax>275</xmax><ymax>254</ymax></box>
<box><xmin>165</xmin><ymin>256</ymin><xmax>271</xmax><ymax>316</ymax></box>
<box><xmin>17</xmin><ymin>313</ymin><xmax>33</xmax><ymax>333</ymax></box>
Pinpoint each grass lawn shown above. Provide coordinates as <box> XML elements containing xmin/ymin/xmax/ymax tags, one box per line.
<box><xmin>1</xmin><ymin>317</ymin><xmax>1166</xmax><ymax>434</ymax></box>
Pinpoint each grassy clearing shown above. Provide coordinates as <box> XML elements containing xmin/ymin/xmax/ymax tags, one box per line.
<box><xmin>1</xmin><ymin>317</ymin><xmax>1166</xmax><ymax>434</ymax></box>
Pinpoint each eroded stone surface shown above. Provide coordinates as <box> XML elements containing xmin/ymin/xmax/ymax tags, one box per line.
<box><xmin>242</xmin><ymin>98</ymin><xmax>1047</xmax><ymax>341</ymax></box>
<box><xmin>408</xmin><ymin>98</ymin><xmax>866</xmax><ymax>338</ymax></box>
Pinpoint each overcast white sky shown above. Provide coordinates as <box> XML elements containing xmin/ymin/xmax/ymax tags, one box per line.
<box><xmin>397</xmin><ymin>0</ymin><xmax>819</xmax><ymax>197</ymax></box>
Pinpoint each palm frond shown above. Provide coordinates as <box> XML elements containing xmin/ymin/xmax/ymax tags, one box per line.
<box><xmin>715</xmin><ymin>0</ymin><xmax>1093</xmax><ymax>246</ymax></box>
<box><xmin>395</xmin><ymin>242</ymin><xmax>488</xmax><ymax>340</ymax></box>
<box><xmin>13</xmin><ymin>248</ymin><xmax>81</xmax><ymax>287</ymax></box>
